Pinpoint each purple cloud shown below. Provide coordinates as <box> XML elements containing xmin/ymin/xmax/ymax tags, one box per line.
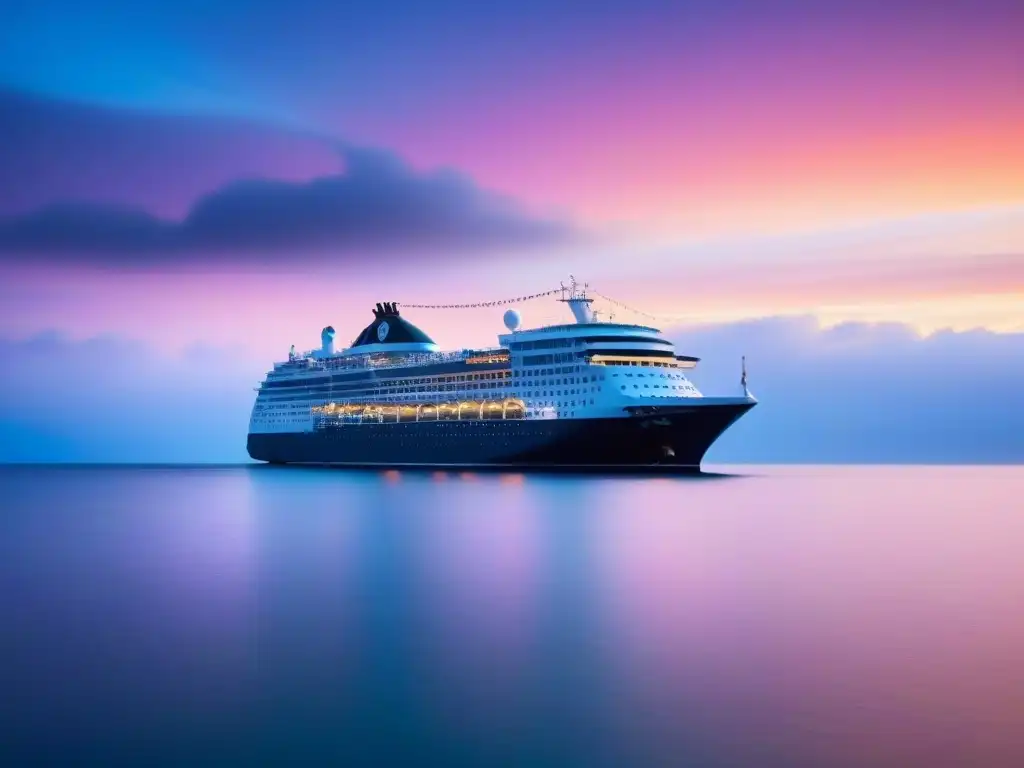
<box><xmin>0</xmin><ymin>89</ymin><xmax>339</xmax><ymax>218</ymax></box>
<box><xmin>0</xmin><ymin>91</ymin><xmax>574</xmax><ymax>264</ymax></box>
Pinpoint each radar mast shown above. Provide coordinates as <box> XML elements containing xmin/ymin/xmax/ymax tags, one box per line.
<box><xmin>558</xmin><ymin>275</ymin><xmax>596</xmax><ymax>324</ymax></box>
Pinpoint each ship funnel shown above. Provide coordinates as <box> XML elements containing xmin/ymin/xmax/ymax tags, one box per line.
<box><xmin>321</xmin><ymin>325</ymin><xmax>336</xmax><ymax>356</ymax></box>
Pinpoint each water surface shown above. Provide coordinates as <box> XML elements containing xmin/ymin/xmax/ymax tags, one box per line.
<box><xmin>2</xmin><ymin>465</ymin><xmax>1022</xmax><ymax>766</ymax></box>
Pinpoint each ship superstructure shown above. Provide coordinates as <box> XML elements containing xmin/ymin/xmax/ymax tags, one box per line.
<box><xmin>247</xmin><ymin>283</ymin><xmax>756</xmax><ymax>470</ymax></box>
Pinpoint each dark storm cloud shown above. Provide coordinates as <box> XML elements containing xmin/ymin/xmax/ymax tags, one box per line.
<box><xmin>0</xmin><ymin>89</ymin><xmax>341</xmax><ymax>217</ymax></box>
<box><xmin>0</xmin><ymin>91</ymin><xmax>574</xmax><ymax>263</ymax></box>
<box><xmin>0</xmin><ymin>148</ymin><xmax>572</xmax><ymax>259</ymax></box>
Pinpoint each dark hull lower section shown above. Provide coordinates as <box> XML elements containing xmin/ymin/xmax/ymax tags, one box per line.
<box><xmin>247</xmin><ymin>402</ymin><xmax>754</xmax><ymax>472</ymax></box>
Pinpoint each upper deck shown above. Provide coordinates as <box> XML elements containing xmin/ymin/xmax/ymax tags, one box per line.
<box><xmin>266</xmin><ymin>282</ymin><xmax>698</xmax><ymax>385</ymax></box>
<box><xmin>268</xmin><ymin>318</ymin><xmax>694</xmax><ymax>385</ymax></box>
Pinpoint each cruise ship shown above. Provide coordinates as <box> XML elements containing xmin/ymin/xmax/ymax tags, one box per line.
<box><xmin>247</xmin><ymin>283</ymin><xmax>756</xmax><ymax>471</ymax></box>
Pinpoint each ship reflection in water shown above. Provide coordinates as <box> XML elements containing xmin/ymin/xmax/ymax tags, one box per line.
<box><xmin>2</xmin><ymin>465</ymin><xmax>1023</xmax><ymax>766</ymax></box>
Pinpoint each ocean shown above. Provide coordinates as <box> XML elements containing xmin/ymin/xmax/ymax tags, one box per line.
<box><xmin>1</xmin><ymin>464</ymin><xmax>1022</xmax><ymax>766</ymax></box>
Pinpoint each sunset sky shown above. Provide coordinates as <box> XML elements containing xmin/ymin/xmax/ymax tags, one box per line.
<box><xmin>1</xmin><ymin>0</ymin><xmax>1022</xmax><ymax>461</ymax></box>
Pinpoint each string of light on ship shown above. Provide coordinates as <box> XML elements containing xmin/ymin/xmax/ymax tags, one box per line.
<box><xmin>397</xmin><ymin>289</ymin><xmax>561</xmax><ymax>309</ymax></box>
<box><xmin>397</xmin><ymin>288</ymin><xmax>688</xmax><ymax>322</ymax></box>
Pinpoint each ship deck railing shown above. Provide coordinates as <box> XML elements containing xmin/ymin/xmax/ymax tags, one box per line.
<box><xmin>288</xmin><ymin>347</ymin><xmax>508</xmax><ymax>373</ymax></box>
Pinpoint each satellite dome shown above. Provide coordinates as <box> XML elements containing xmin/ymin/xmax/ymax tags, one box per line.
<box><xmin>503</xmin><ymin>309</ymin><xmax>521</xmax><ymax>332</ymax></box>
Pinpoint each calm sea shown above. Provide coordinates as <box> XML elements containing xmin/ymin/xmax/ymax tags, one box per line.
<box><xmin>1</xmin><ymin>465</ymin><xmax>1022</xmax><ymax>766</ymax></box>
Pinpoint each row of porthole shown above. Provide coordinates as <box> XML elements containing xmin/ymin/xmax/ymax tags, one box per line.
<box><xmin>259</xmin><ymin>387</ymin><xmax>514</xmax><ymax>404</ymax></box>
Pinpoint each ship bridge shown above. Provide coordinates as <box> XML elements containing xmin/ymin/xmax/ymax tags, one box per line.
<box><xmin>498</xmin><ymin>281</ymin><xmax>698</xmax><ymax>370</ymax></box>
<box><xmin>499</xmin><ymin>323</ymin><xmax>699</xmax><ymax>370</ymax></box>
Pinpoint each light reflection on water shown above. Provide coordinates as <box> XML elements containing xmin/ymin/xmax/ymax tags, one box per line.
<box><xmin>1</xmin><ymin>465</ymin><xmax>1022</xmax><ymax>766</ymax></box>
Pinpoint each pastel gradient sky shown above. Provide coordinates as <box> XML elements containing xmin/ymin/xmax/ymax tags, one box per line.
<box><xmin>0</xmin><ymin>0</ymin><xmax>1023</xmax><ymax>461</ymax></box>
